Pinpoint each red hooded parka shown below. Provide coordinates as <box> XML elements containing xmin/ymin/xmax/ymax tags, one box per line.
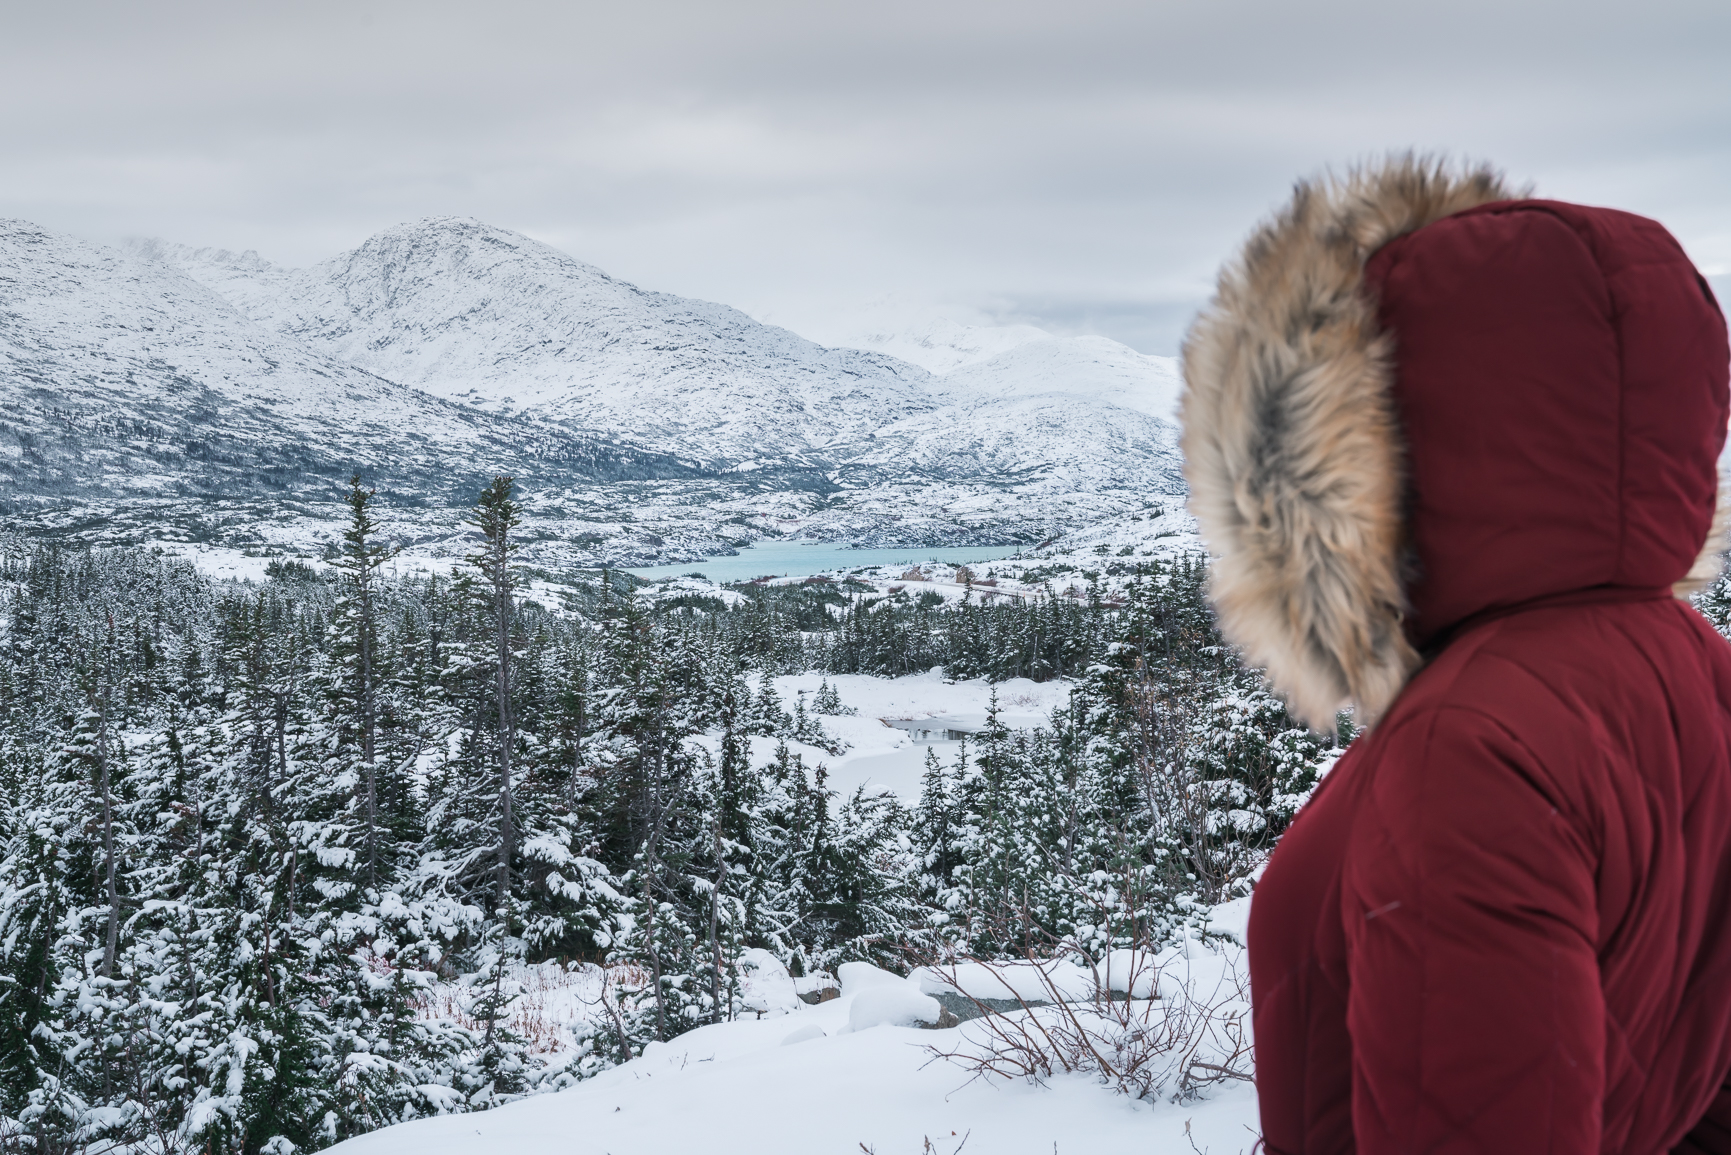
<box><xmin>1179</xmin><ymin>161</ymin><xmax>1731</xmax><ymax>1154</ymax></box>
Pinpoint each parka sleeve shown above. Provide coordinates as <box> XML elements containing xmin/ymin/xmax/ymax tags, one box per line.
<box><xmin>1340</xmin><ymin>706</ymin><xmax>1603</xmax><ymax>1154</ymax></box>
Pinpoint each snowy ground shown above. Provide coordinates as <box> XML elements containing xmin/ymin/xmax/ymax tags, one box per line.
<box><xmin>333</xmin><ymin>1024</ymin><xmax>1257</xmax><ymax>1155</ymax></box>
<box><xmin>692</xmin><ymin>671</ymin><xmax>1073</xmax><ymax>800</ymax></box>
<box><xmin>347</xmin><ymin>921</ymin><xmax>1261</xmax><ymax>1155</ymax></box>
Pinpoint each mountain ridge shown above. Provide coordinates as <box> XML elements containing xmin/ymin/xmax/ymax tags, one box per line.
<box><xmin>143</xmin><ymin>217</ymin><xmax>940</xmax><ymax>466</ymax></box>
<box><xmin>8</xmin><ymin>215</ymin><xmax>1188</xmax><ymax>564</ymax></box>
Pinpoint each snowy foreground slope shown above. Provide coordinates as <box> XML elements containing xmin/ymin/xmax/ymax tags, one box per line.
<box><xmin>331</xmin><ymin>642</ymin><xmax>1259</xmax><ymax>1155</ymax></box>
<box><xmin>336</xmin><ymin>944</ymin><xmax>1259</xmax><ymax>1155</ymax></box>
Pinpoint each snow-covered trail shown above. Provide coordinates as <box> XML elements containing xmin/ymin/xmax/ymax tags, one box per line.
<box><xmin>331</xmin><ymin>989</ymin><xmax>1259</xmax><ymax>1155</ymax></box>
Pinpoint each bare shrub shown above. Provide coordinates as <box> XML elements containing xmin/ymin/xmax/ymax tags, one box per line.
<box><xmin>926</xmin><ymin>941</ymin><xmax>1252</xmax><ymax>1104</ymax></box>
<box><xmin>409</xmin><ymin>959</ymin><xmax>620</xmax><ymax>1055</ymax></box>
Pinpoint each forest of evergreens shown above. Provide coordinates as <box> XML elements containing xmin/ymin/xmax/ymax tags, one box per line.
<box><xmin>0</xmin><ymin>477</ymin><xmax>1339</xmax><ymax>1154</ymax></box>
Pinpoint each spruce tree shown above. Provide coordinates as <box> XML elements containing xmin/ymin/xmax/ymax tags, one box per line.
<box><xmin>331</xmin><ymin>474</ymin><xmax>399</xmax><ymax>890</ymax></box>
<box><xmin>466</xmin><ymin>475</ymin><xmax>522</xmax><ymax>916</ymax></box>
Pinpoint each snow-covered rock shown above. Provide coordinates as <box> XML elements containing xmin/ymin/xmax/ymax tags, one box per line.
<box><xmin>914</xmin><ymin>960</ymin><xmax>1092</xmax><ymax>1004</ymax></box>
<box><xmin>1101</xmin><ymin>950</ymin><xmax>1160</xmax><ymax>999</ymax></box>
<box><xmin>844</xmin><ymin>984</ymin><xmax>946</xmax><ymax>1032</ymax></box>
<box><xmin>793</xmin><ymin>971</ymin><xmax>840</xmax><ymax>1004</ymax></box>
<box><xmin>736</xmin><ymin>948</ymin><xmax>801</xmax><ymax>1016</ymax></box>
<box><xmin>837</xmin><ymin>960</ymin><xmax>912</xmax><ymax>995</ymax></box>
<box><xmin>1205</xmin><ymin>895</ymin><xmax>1253</xmax><ymax>945</ymax></box>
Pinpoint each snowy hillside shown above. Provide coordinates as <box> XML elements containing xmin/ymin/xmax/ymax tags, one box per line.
<box><xmin>147</xmin><ymin>218</ymin><xmax>937</xmax><ymax>465</ymax></box>
<box><xmin>825</xmin><ymin>298</ymin><xmax>1052</xmax><ymax>373</ymax></box>
<box><xmin>936</xmin><ymin>334</ymin><xmax>1184</xmax><ymax>422</ymax></box>
<box><xmin>7</xmin><ymin>215</ymin><xmax>1189</xmax><ymax>562</ymax></box>
<box><xmin>839</xmin><ymin>391</ymin><xmax>1182</xmax><ymax>492</ymax></box>
<box><xmin>830</xmin><ymin>337</ymin><xmax>1183</xmax><ymax>492</ymax></box>
<box><xmin>0</xmin><ymin>219</ymin><xmax>693</xmax><ymax>509</ymax></box>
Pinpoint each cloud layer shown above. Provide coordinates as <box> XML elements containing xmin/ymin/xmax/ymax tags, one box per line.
<box><xmin>5</xmin><ymin>0</ymin><xmax>1726</xmax><ymax>352</ymax></box>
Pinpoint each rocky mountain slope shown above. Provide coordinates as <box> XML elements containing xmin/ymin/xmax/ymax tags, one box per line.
<box><xmin>6</xmin><ymin>216</ymin><xmax>1188</xmax><ymax>564</ymax></box>
<box><xmin>0</xmin><ymin>220</ymin><xmax>690</xmax><ymax>509</ymax></box>
<box><xmin>143</xmin><ymin>219</ymin><xmax>935</xmax><ymax>466</ymax></box>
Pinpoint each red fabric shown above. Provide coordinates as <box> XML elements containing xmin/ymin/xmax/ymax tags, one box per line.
<box><xmin>1248</xmin><ymin>201</ymin><xmax>1731</xmax><ymax>1154</ymax></box>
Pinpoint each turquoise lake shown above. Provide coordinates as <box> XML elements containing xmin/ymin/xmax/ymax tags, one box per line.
<box><xmin>626</xmin><ymin>542</ymin><xmax>1023</xmax><ymax>584</ymax></box>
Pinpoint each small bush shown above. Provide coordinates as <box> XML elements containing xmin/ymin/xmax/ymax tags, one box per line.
<box><xmin>926</xmin><ymin>940</ymin><xmax>1252</xmax><ymax>1105</ymax></box>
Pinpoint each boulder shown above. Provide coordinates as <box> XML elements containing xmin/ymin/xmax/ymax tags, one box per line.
<box><xmin>845</xmin><ymin>985</ymin><xmax>945</xmax><ymax>1032</ymax></box>
<box><xmin>793</xmin><ymin>970</ymin><xmax>840</xmax><ymax>1004</ymax></box>
<box><xmin>837</xmin><ymin>961</ymin><xmax>907</xmax><ymax>995</ymax></box>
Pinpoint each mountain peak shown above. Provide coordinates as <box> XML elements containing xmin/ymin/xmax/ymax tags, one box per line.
<box><xmin>337</xmin><ymin>215</ymin><xmax>614</xmax><ymax>281</ymax></box>
<box><xmin>124</xmin><ymin>215</ymin><xmax>932</xmax><ymax>462</ymax></box>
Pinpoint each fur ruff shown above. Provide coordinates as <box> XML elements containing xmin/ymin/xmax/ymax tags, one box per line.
<box><xmin>1180</xmin><ymin>155</ymin><xmax>1727</xmax><ymax>732</ymax></box>
<box><xmin>1179</xmin><ymin>157</ymin><xmax>1513</xmax><ymax>731</ymax></box>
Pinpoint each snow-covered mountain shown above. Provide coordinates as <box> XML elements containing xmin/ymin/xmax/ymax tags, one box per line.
<box><xmin>136</xmin><ymin>218</ymin><xmax>1188</xmax><ymax>492</ymax></box>
<box><xmin>144</xmin><ymin>219</ymin><xmax>935</xmax><ymax>466</ymax></box>
<box><xmin>825</xmin><ymin>298</ymin><xmax>1052</xmax><ymax>374</ymax></box>
<box><xmin>7</xmin><ymin>214</ymin><xmax>1189</xmax><ymax>562</ymax></box>
<box><xmin>934</xmin><ymin>334</ymin><xmax>1183</xmax><ymax>421</ymax></box>
<box><xmin>827</xmin><ymin>329</ymin><xmax>1186</xmax><ymax>492</ymax></box>
<box><xmin>840</xmin><ymin>391</ymin><xmax>1182</xmax><ymax>493</ymax></box>
<box><xmin>0</xmin><ymin>219</ymin><xmax>690</xmax><ymax>512</ymax></box>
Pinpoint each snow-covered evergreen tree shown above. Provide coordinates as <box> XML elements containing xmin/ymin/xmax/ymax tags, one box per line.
<box><xmin>0</xmin><ymin>535</ymin><xmax>1339</xmax><ymax>1148</ymax></box>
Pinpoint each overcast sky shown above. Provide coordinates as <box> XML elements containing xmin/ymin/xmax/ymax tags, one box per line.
<box><xmin>4</xmin><ymin>0</ymin><xmax>1727</xmax><ymax>354</ymax></box>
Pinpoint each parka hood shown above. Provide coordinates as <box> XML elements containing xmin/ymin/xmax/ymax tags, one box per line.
<box><xmin>1180</xmin><ymin>156</ymin><xmax>1731</xmax><ymax>730</ymax></box>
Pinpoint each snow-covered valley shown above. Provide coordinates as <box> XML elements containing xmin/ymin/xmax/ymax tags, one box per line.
<box><xmin>0</xmin><ymin>211</ymin><xmax>1242</xmax><ymax>1155</ymax></box>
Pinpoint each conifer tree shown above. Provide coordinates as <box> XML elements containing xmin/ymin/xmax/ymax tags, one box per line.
<box><xmin>466</xmin><ymin>475</ymin><xmax>522</xmax><ymax>915</ymax></box>
<box><xmin>331</xmin><ymin>474</ymin><xmax>399</xmax><ymax>889</ymax></box>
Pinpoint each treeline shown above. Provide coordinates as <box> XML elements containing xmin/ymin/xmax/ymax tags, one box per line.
<box><xmin>0</xmin><ymin>477</ymin><xmax>1333</xmax><ymax>1154</ymax></box>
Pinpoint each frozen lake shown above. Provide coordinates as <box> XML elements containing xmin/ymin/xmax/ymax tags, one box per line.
<box><xmin>627</xmin><ymin>541</ymin><xmax>1022</xmax><ymax>583</ymax></box>
<box><xmin>684</xmin><ymin>671</ymin><xmax>1074</xmax><ymax>800</ymax></box>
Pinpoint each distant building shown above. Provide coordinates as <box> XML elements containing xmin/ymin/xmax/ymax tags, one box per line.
<box><xmin>883</xmin><ymin>716</ymin><xmax>982</xmax><ymax>743</ymax></box>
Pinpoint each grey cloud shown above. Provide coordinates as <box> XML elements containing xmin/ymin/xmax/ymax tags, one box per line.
<box><xmin>3</xmin><ymin>0</ymin><xmax>1726</xmax><ymax>353</ymax></box>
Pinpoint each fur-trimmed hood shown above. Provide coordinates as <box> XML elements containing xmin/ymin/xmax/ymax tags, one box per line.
<box><xmin>1180</xmin><ymin>156</ymin><xmax>1731</xmax><ymax>731</ymax></box>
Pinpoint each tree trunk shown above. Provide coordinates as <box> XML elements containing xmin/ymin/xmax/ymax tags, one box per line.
<box><xmin>361</xmin><ymin>574</ymin><xmax>378</xmax><ymax>890</ymax></box>
<box><xmin>495</xmin><ymin>531</ymin><xmax>514</xmax><ymax>913</ymax></box>
<box><xmin>710</xmin><ymin>815</ymin><xmax>724</xmax><ymax>1023</ymax></box>
<box><xmin>97</xmin><ymin>688</ymin><xmax>119</xmax><ymax>980</ymax></box>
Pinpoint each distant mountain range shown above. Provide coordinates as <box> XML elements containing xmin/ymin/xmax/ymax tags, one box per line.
<box><xmin>1</xmin><ymin>215</ymin><xmax>1185</xmax><ymax>564</ymax></box>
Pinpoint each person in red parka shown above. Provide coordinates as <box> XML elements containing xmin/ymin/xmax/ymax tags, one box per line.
<box><xmin>1179</xmin><ymin>155</ymin><xmax>1731</xmax><ymax>1154</ymax></box>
